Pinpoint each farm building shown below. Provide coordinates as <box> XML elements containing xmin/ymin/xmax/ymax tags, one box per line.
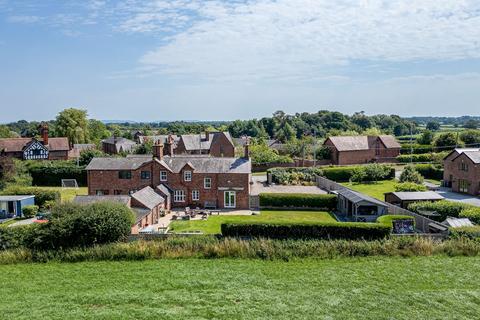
<box><xmin>0</xmin><ymin>195</ymin><xmax>35</xmax><ymax>218</ymax></box>
<box><xmin>336</xmin><ymin>188</ymin><xmax>388</xmax><ymax>222</ymax></box>
<box><xmin>384</xmin><ymin>191</ymin><xmax>444</xmax><ymax>209</ymax></box>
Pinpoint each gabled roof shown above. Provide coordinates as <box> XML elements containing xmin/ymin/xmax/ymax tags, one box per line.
<box><xmin>86</xmin><ymin>157</ymin><xmax>152</xmax><ymax>170</ymax></box>
<box><xmin>443</xmin><ymin>148</ymin><xmax>480</xmax><ymax>161</ymax></box>
<box><xmin>138</xmin><ymin>135</ymin><xmax>179</xmax><ymax>145</ymax></box>
<box><xmin>452</xmin><ymin>150</ymin><xmax>480</xmax><ymax>164</ymax></box>
<box><xmin>443</xmin><ymin>217</ymin><xmax>474</xmax><ymax>228</ymax></box>
<box><xmin>386</xmin><ymin>191</ymin><xmax>444</xmax><ymax>201</ymax></box>
<box><xmin>378</xmin><ymin>135</ymin><xmax>401</xmax><ymax>149</ymax></box>
<box><xmin>325</xmin><ymin>135</ymin><xmax>400</xmax><ymax>151</ymax></box>
<box><xmin>0</xmin><ymin>137</ymin><xmax>70</xmax><ymax>152</ymax></box>
<box><xmin>337</xmin><ymin>188</ymin><xmax>387</xmax><ymax>206</ymax></box>
<box><xmin>180</xmin><ymin>132</ymin><xmax>234</xmax><ymax>151</ymax></box>
<box><xmin>73</xmin><ymin>195</ymin><xmax>131</xmax><ymax>205</ymax></box>
<box><xmin>131</xmin><ymin>186</ymin><xmax>164</xmax><ymax>210</ymax></box>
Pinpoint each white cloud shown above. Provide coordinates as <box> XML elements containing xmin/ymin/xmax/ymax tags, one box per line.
<box><xmin>7</xmin><ymin>15</ymin><xmax>42</xmax><ymax>24</ymax></box>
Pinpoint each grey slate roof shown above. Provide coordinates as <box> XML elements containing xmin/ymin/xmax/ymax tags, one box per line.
<box><xmin>387</xmin><ymin>191</ymin><xmax>444</xmax><ymax>201</ymax></box>
<box><xmin>137</xmin><ymin>135</ymin><xmax>179</xmax><ymax>145</ymax></box>
<box><xmin>86</xmin><ymin>157</ymin><xmax>151</xmax><ymax>170</ymax></box>
<box><xmin>132</xmin><ymin>207</ymin><xmax>151</xmax><ymax>223</ymax></box>
<box><xmin>73</xmin><ymin>195</ymin><xmax>131</xmax><ymax>205</ymax></box>
<box><xmin>102</xmin><ymin>137</ymin><xmax>137</xmax><ymax>153</ymax></box>
<box><xmin>180</xmin><ymin>132</ymin><xmax>234</xmax><ymax>151</ymax></box>
<box><xmin>131</xmin><ymin>186</ymin><xmax>165</xmax><ymax>210</ymax></box>
<box><xmin>162</xmin><ymin>156</ymin><xmax>251</xmax><ymax>174</ymax></box>
<box><xmin>337</xmin><ymin>188</ymin><xmax>387</xmax><ymax>206</ymax></box>
<box><xmin>461</xmin><ymin>151</ymin><xmax>480</xmax><ymax>164</ymax></box>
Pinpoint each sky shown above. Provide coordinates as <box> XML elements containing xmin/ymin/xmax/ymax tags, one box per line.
<box><xmin>1</xmin><ymin>0</ymin><xmax>480</xmax><ymax>122</ymax></box>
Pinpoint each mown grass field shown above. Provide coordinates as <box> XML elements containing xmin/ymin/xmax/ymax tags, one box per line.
<box><xmin>341</xmin><ymin>179</ymin><xmax>397</xmax><ymax>200</ymax></box>
<box><xmin>169</xmin><ymin>210</ymin><xmax>335</xmax><ymax>234</ymax></box>
<box><xmin>32</xmin><ymin>186</ymin><xmax>88</xmax><ymax>202</ymax></box>
<box><xmin>0</xmin><ymin>257</ymin><xmax>479</xmax><ymax>319</ymax></box>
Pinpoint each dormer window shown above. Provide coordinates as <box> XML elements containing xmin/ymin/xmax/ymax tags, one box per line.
<box><xmin>184</xmin><ymin>170</ymin><xmax>192</xmax><ymax>181</ymax></box>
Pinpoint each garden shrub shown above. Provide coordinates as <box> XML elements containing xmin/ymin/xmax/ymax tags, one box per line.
<box><xmin>414</xmin><ymin>164</ymin><xmax>444</xmax><ymax>180</ymax></box>
<box><xmin>399</xmin><ymin>165</ymin><xmax>424</xmax><ymax>184</ymax></box>
<box><xmin>22</xmin><ymin>205</ymin><xmax>39</xmax><ymax>218</ymax></box>
<box><xmin>322</xmin><ymin>165</ymin><xmax>394</xmax><ymax>182</ymax></box>
<box><xmin>376</xmin><ymin>215</ymin><xmax>415</xmax><ymax>228</ymax></box>
<box><xmin>268</xmin><ymin>167</ymin><xmax>323</xmax><ymax>185</ymax></box>
<box><xmin>400</xmin><ymin>144</ymin><xmax>434</xmax><ymax>154</ymax></box>
<box><xmin>221</xmin><ymin>222</ymin><xmax>391</xmax><ymax>240</ymax></box>
<box><xmin>26</xmin><ymin>161</ymin><xmax>87</xmax><ymax>187</ymax></box>
<box><xmin>459</xmin><ymin>208</ymin><xmax>480</xmax><ymax>224</ymax></box>
<box><xmin>259</xmin><ymin>193</ymin><xmax>337</xmax><ymax>210</ymax></box>
<box><xmin>396</xmin><ymin>152</ymin><xmax>449</xmax><ymax>163</ymax></box>
<box><xmin>449</xmin><ymin>226</ymin><xmax>480</xmax><ymax>240</ymax></box>
<box><xmin>408</xmin><ymin>200</ymin><xmax>474</xmax><ymax>221</ymax></box>
<box><xmin>394</xmin><ymin>182</ymin><xmax>427</xmax><ymax>192</ymax></box>
<box><xmin>0</xmin><ymin>186</ymin><xmax>60</xmax><ymax>208</ymax></box>
<box><xmin>0</xmin><ymin>225</ymin><xmax>38</xmax><ymax>250</ymax></box>
<box><xmin>28</xmin><ymin>202</ymin><xmax>135</xmax><ymax>250</ymax></box>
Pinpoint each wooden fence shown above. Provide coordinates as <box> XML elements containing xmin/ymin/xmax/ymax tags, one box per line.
<box><xmin>316</xmin><ymin>176</ymin><xmax>449</xmax><ymax>235</ymax></box>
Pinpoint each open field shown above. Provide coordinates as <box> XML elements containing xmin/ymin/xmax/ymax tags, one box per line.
<box><xmin>170</xmin><ymin>210</ymin><xmax>335</xmax><ymax>234</ymax></box>
<box><xmin>0</xmin><ymin>257</ymin><xmax>479</xmax><ymax>319</ymax></box>
<box><xmin>341</xmin><ymin>180</ymin><xmax>397</xmax><ymax>200</ymax></box>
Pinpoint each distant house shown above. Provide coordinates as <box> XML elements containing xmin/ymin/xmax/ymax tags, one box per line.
<box><xmin>443</xmin><ymin>148</ymin><xmax>480</xmax><ymax>196</ymax></box>
<box><xmin>0</xmin><ymin>124</ymin><xmax>70</xmax><ymax>160</ymax></box>
<box><xmin>323</xmin><ymin>135</ymin><xmax>401</xmax><ymax>165</ymax></box>
<box><xmin>101</xmin><ymin>137</ymin><xmax>137</xmax><ymax>155</ymax></box>
<box><xmin>336</xmin><ymin>188</ymin><xmax>388</xmax><ymax>222</ymax></box>
<box><xmin>0</xmin><ymin>195</ymin><xmax>35</xmax><ymax>218</ymax></box>
<box><xmin>73</xmin><ymin>186</ymin><xmax>167</xmax><ymax>234</ymax></box>
<box><xmin>68</xmin><ymin>143</ymin><xmax>96</xmax><ymax>159</ymax></box>
<box><xmin>384</xmin><ymin>191</ymin><xmax>444</xmax><ymax>209</ymax></box>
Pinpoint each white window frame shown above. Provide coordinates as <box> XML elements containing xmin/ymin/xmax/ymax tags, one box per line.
<box><xmin>204</xmin><ymin>177</ymin><xmax>212</xmax><ymax>189</ymax></box>
<box><xmin>192</xmin><ymin>190</ymin><xmax>200</xmax><ymax>201</ymax></box>
<box><xmin>174</xmin><ymin>190</ymin><xmax>186</xmax><ymax>202</ymax></box>
<box><xmin>160</xmin><ymin>171</ymin><xmax>167</xmax><ymax>181</ymax></box>
<box><xmin>184</xmin><ymin>170</ymin><xmax>192</xmax><ymax>181</ymax></box>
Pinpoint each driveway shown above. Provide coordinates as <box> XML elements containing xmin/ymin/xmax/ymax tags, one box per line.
<box><xmin>436</xmin><ymin>188</ymin><xmax>480</xmax><ymax>207</ymax></box>
<box><xmin>250</xmin><ymin>174</ymin><xmax>326</xmax><ymax>196</ymax></box>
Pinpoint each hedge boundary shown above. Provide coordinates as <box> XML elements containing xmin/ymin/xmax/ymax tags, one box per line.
<box><xmin>259</xmin><ymin>193</ymin><xmax>337</xmax><ymax>210</ymax></box>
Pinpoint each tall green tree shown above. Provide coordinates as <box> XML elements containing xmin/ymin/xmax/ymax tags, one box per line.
<box><xmin>55</xmin><ymin>108</ymin><xmax>89</xmax><ymax>144</ymax></box>
<box><xmin>88</xmin><ymin>119</ymin><xmax>110</xmax><ymax>143</ymax></box>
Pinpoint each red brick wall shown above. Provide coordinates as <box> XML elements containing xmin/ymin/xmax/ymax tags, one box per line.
<box><xmin>210</xmin><ymin>134</ymin><xmax>235</xmax><ymax>157</ymax></box>
<box><xmin>444</xmin><ymin>153</ymin><xmax>480</xmax><ymax>196</ymax></box>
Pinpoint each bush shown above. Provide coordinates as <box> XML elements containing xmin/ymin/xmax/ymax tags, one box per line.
<box><xmin>322</xmin><ymin>165</ymin><xmax>394</xmax><ymax>182</ymax></box>
<box><xmin>400</xmin><ymin>143</ymin><xmax>434</xmax><ymax>154</ymax></box>
<box><xmin>450</xmin><ymin>226</ymin><xmax>480</xmax><ymax>240</ymax></box>
<box><xmin>394</xmin><ymin>182</ymin><xmax>427</xmax><ymax>192</ymax></box>
<box><xmin>1</xmin><ymin>187</ymin><xmax>60</xmax><ymax>208</ymax></box>
<box><xmin>0</xmin><ymin>225</ymin><xmax>37</xmax><ymax>250</ymax></box>
<box><xmin>376</xmin><ymin>215</ymin><xmax>415</xmax><ymax>228</ymax></box>
<box><xmin>268</xmin><ymin>167</ymin><xmax>323</xmax><ymax>185</ymax></box>
<box><xmin>459</xmin><ymin>208</ymin><xmax>480</xmax><ymax>224</ymax></box>
<box><xmin>408</xmin><ymin>200</ymin><xmax>474</xmax><ymax>221</ymax></box>
<box><xmin>79</xmin><ymin>149</ymin><xmax>107</xmax><ymax>166</ymax></box>
<box><xmin>259</xmin><ymin>193</ymin><xmax>337</xmax><ymax>210</ymax></box>
<box><xmin>399</xmin><ymin>165</ymin><xmax>424</xmax><ymax>184</ymax></box>
<box><xmin>397</xmin><ymin>153</ymin><xmax>434</xmax><ymax>163</ymax></box>
<box><xmin>22</xmin><ymin>205</ymin><xmax>39</xmax><ymax>218</ymax></box>
<box><xmin>26</xmin><ymin>161</ymin><xmax>87</xmax><ymax>187</ymax></box>
<box><xmin>414</xmin><ymin>164</ymin><xmax>443</xmax><ymax>180</ymax></box>
<box><xmin>221</xmin><ymin>222</ymin><xmax>391</xmax><ymax>240</ymax></box>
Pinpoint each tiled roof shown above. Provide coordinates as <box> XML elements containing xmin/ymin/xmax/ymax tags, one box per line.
<box><xmin>138</xmin><ymin>135</ymin><xmax>179</xmax><ymax>145</ymax></box>
<box><xmin>180</xmin><ymin>132</ymin><xmax>234</xmax><ymax>151</ymax></box>
<box><xmin>326</xmin><ymin>135</ymin><xmax>400</xmax><ymax>151</ymax></box>
<box><xmin>73</xmin><ymin>195</ymin><xmax>131</xmax><ymax>205</ymax></box>
<box><xmin>378</xmin><ymin>135</ymin><xmax>401</xmax><ymax>149</ymax></box>
<box><xmin>337</xmin><ymin>188</ymin><xmax>387</xmax><ymax>206</ymax></box>
<box><xmin>387</xmin><ymin>191</ymin><xmax>444</xmax><ymax>201</ymax></box>
<box><xmin>131</xmin><ymin>186</ymin><xmax>165</xmax><ymax>210</ymax></box>
<box><xmin>460</xmin><ymin>151</ymin><xmax>480</xmax><ymax>164</ymax></box>
<box><xmin>0</xmin><ymin>137</ymin><xmax>70</xmax><ymax>152</ymax></box>
<box><xmin>86</xmin><ymin>157</ymin><xmax>151</xmax><ymax>170</ymax></box>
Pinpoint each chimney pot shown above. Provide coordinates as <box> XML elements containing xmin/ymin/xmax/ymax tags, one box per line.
<box><xmin>153</xmin><ymin>144</ymin><xmax>164</xmax><ymax>160</ymax></box>
<box><xmin>244</xmin><ymin>138</ymin><xmax>250</xmax><ymax>159</ymax></box>
<box><xmin>40</xmin><ymin>123</ymin><xmax>49</xmax><ymax>145</ymax></box>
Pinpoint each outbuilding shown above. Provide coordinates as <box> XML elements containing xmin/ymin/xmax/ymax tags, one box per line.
<box><xmin>336</xmin><ymin>188</ymin><xmax>388</xmax><ymax>222</ymax></box>
<box><xmin>0</xmin><ymin>195</ymin><xmax>35</xmax><ymax>218</ymax></box>
<box><xmin>384</xmin><ymin>191</ymin><xmax>444</xmax><ymax>209</ymax></box>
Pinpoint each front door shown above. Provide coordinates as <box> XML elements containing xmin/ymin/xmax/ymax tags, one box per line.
<box><xmin>459</xmin><ymin>179</ymin><xmax>469</xmax><ymax>193</ymax></box>
<box><xmin>224</xmin><ymin>191</ymin><xmax>236</xmax><ymax>208</ymax></box>
<box><xmin>7</xmin><ymin>201</ymin><xmax>15</xmax><ymax>215</ymax></box>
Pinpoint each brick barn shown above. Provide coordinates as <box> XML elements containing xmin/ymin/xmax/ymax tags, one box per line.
<box><xmin>85</xmin><ymin>144</ymin><xmax>251</xmax><ymax>210</ymax></box>
<box><xmin>323</xmin><ymin>135</ymin><xmax>401</xmax><ymax>165</ymax></box>
<box><xmin>443</xmin><ymin>148</ymin><xmax>480</xmax><ymax>196</ymax></box>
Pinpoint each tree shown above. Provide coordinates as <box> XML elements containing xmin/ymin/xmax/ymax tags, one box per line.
<box><xmin>426</xmin><ymin>121</ymin><xmax>440</xmax><ymax>131</ymax></box>
<box><xmin>463</xmin><ymin>119</ymin><xmax>479</xmax><ymax>129</ymax></box>
<box><xmin>88</xmin><ymin>119</ymin><xmax>110</xmax><ymax>143</ymax></box>
<box><xmin>459</xmin><ymin>130</ymin><xmax>480</xmax><ymax>145</ymax></box>
<box><xmin>55</xmin><ymin>108</ymin><xmax>89</xmax><ymax>144</ymax></box>
<box><xmin>0</xmin><ymin>125</ymin><xmax>15</xmax><ymax>138</ymax></box>
<box><xmin>275</xmin><ymin>122</ymin><xmax>296</xmax><ymax>143</ymax></box>
<box><xmin>417</xmin><ymin>130</ymin><xmax>434</xmax><ymax>145</ymax></box>
<box><xmin>79</xmin><ymin>149</ymin><xmax>107</xmax><ymax>166</ymax></box>
<box><xmin>434</xmin><ymin>132</ymin><xmax>459</xmax><ymax>148</ymax></box>
<box><xmin>399</xmin><ymin>165</ymin><xmax>424</xmax><ymax>184</ymax></box>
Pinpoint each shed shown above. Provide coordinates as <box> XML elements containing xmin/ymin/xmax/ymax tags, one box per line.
<box><xmin>336</xmin><ymin>188</ymin><xmax>388</xmax><ymax>222</ymax></box>
<box><xmin>0</xmin><ymin>195</ymin><xmax>35</xmax><ymax>218</ymax></box>
<box><xmin>384</xmin><ymin>191</ymin><xmax>444</xmax><ymax>209</ymax></box>
<box><xmin>443</xmin><ymin>217</ymin><xmax>474</xmax><ymax>228</ymax></box>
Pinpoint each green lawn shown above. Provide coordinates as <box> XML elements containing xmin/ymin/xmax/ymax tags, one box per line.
<box><xmin>170</xmin><ymin>210</ymin><xmax>335</xmax><ymax>234</ymax></box>
<box><xmin>341</xmin><ymin>179</ymin><xmax>397</xmax><ymax>200</ymax></box>
<box><xmin>0</xmin><ymin>257</ymin><xmax>479</xmax><ymax>319</ymax></box>
<box><xmin>32</xmin><ymin>186</ymin><xmax>88</xmax><ymax>202</ymax></box>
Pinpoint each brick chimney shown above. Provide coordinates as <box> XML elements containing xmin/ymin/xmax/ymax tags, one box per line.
<box><xmin>244</xmin><ymin>138</ymin><xmax>250</xmax><ymax>159</ymax></box>
<box><xmin>153</xmin><ymin>144</ymin><xmax>164</xmax><ymax>160</ymax></box>
<box><xmin>165</xmin><ymin>134</ymin><xmax>174</xmax><ymax>156</ymax></box>
<box><xmin>204</xmin><ymin>130</ymin><xmax>210</xmax><ymax>141</ymax></box>
<box><xmin>40</xmin><ymin>123</ymin><xmax>49</xmax><ymax>145</ymax></box>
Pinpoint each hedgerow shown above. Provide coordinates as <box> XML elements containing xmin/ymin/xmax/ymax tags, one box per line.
<box><xmin>26</xmin><ymin>161</ymin><xmax>87</xmax><ymax>187</ymax></box>
<box><xmin>408</xmin><ymin>200</ymin><xmax>474</xmax><ymax>221</ymax></box>
<box><xmin>259</xmin><ymin>193</ymin><xmax>337</xmax><ymax>210</ymax></box>
<box><xmin>459</xmin><ymin>208</ymin><xmax>480</xmax><ymax>224</ymax></box>
<box><xmin>267</xmin><ymin>167</ymin><xmax>323</xmax><ymax>185</ymax></box>
<box><xmin>321</xmin><ymin>164</ymin><xmax>395</xmax><ymax>182</ymax></box>
<box><xmin>376</xmin><ymin>215</ymin><xmax>415</xmax><ymax>228</ymax></box>
<box><xmin>414</xmin><ymin>164</ymin><xmax>444</xmax><ymax>180</ymax></box>
<box><xmin>0</xmin><ymin>186</ymin><xmax>60</xmax><ymax>207</ymax></box>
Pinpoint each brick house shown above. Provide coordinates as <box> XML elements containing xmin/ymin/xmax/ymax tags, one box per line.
<box><xmin>323</xmin><ymin>135</ymin><xmax>401</xmax><ymax>165</ymax></box>
<box><xmin>443</xmin><ymin>148</ymin><xmax>480</xmax><ymax>196</ymax></box>
<box><xmin>73</xmin><ymin>186</ymin><xmax>166</xmax><ymax>234</ymax></box>
<box><xmin>85</xmin><ymin>144</ymin><xmax>251</xmax><ymax>209</ymax></box>
<box><xmin>101</xmin><ymin>137</ymin><xmax>137</xmax><ymax>155</ymax></box>
<box><xmin>137</xmin><ymin>131</ymin><xmax>235</xmax><ymax>157</ymax></box>
<box><xmin>0</xmin><ymin>124</ymin><xmax>70</xmax><ymax>160</ymax></box>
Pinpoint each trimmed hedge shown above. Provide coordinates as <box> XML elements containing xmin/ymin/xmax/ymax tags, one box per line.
<box><xmin>0</xmin><ymin>187</ymin><xmax>60</xmax><ymax>208</ymax></box>
<box><xmin>459</xmin><ymin>208</ymin><xmax>480</xmax><ymax>224</ymax></box>
<box><xmin>22</xmin><ymin>205</ymin><xmax>39</xmax><ymax>218</ymax></box>
<box><xmin>321</xmin><ymin>165</ymin><xmax>395</xmax><ymax>182</ymax></box>
<box><xmin>408</xmin><ymin>200</ymin><xmax>474</xmax><ymax>221</ymax></box>
<box><xmin>394</xmin><ymin>182</ymin><xmax>427</xmax><ymax>192</ymax></box>
<box><xmin>450</xmin><ymin>226</ymin><xmax>480</xmax><ymax>240</ymax></box>
<box><xmin>376</xmin><ymin>215</ymin><xmax>415</xmax><ymax>228</ymax></box>
<box><xmin>221</xmin><ymin>222</ymin><xmax>391</xmax><ymax>240</ymax></box>
<box><xmin>414</xmin><ymin>164</ymin><xmax>444</xmax><ymax>180</ymax></box>
<box><xmin>400</xmin><ymin>144</ymin><xmax>434</xmax><ymax>154</ymax></box>
<box><xmin>397</xmin><ymin>152</ymin><xmax>448</xmax><ymax>164</ymax></box>
<box><xmin>259</xmin><ymin>193</ymin><xmax>337</xmax><ymax>210</ymax></box>
<box><xmin>26</xmin><ymin>161</ymin><xmax>87</xmax><ymax>187</ymax></box>
<box><xmin>267</xmin><ymin>167</ymin><xmax>323</xmax><ymax>185</ymax></box>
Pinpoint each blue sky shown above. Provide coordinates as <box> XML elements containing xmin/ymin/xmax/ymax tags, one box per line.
<box><xmin>1</xmin><ymin>0</ymin><xmax>480</xmax><ymax>122</ymax></box>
